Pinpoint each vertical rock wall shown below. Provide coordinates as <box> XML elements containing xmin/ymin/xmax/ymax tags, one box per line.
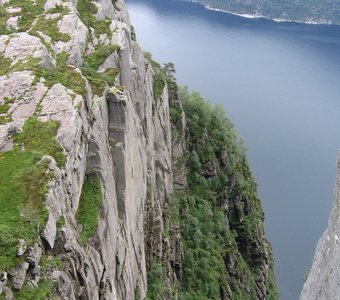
<box><xmin>0</xmin><ymin>0</ymin><xmax>178</xmax><ymax>298</ymax></box>
<box><xmin>300</xmin><ymin>155</ymin><xmax>340</xmax><ymax>300</ymax></box>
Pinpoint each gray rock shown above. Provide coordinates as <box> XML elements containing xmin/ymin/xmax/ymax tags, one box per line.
<box><xmin>2</xmin><ymin>287</ymin><xmax>13</xmax><ymax>300</ymax></box>
<box><xmin>5</xmin><ymin>7</ymin><xmax>21</xmax><ymax>14</ymax></box>
<box><xmin>301</xmin><ymin>154</ymin><xmax>340</xmax><ymax>299</ymax></box>
<box><xmin>0</xmin><ymin>71</ymin><xmax>33</xmax><ymax>103</ymax></box>
<box><xmin>27</xmin><ymin>242</ymin><xmax>42</xmax><ymax>267</ymax></box>
<box><xmin>42</xmin><ymin>213</ymin><xmax>57</xmax><ymax>249</ymax></box>
<box><xmin>52</xmin><ymin>270</ymin><xmax>62</xmax><ymax>282</ymax></box>
<box><xmin>44</xmin><ymin>0</ymin><xmax>62</xmax><ymax>10</ymax></box>
<box><xmin>10</xmin><ymin>262</ymin><xmax>29</xmax><ymax>291</ymax></box>
<box><xmin>0</xmin><ymin>0</ymin><xmax>181</xmax><ymax>298</ymax></box>
<box><xmin>7</xmin><ymin>124</ymin><xmax>19</xmax><ymax>135</ymax></box>
<box><xmin>3</xmin><ymin>33</ymin><xmax>55</xmax><ymax>68</ymax></box>
<box><xmin>0</xmin><ymin>272</ymin><xmax>7</xmax><ymax>294</ymax></box>
<box><xmin>54</xmin><ymin>14</ymin><xmax>88</xmax><ymax>67</ymax></box>
<box><xmin>16</xmin><ymin>239</ymin><xmax>27</xmax><ymax>256</ymax></box>
<box><xmin>6</xmin><ymin>16</ymin><xmax>19</xmax><ymax>31</ymax></box>
<box><xmin>27</xmin><ymin>264</ymin><xmax>40</xmax><ymax>288</ymax></box>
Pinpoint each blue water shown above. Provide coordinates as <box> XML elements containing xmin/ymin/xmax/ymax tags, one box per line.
<box><xmin>126</xmin><ymin>0</ymin><xmax>340</xmax><ymax>298</ymax></box>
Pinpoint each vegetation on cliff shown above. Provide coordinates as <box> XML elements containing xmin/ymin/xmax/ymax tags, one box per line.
<box><xmin>76</xmin><ymin>175</ymin><xmax>103</xmax><ymax>244</ymax></box>
<box><xmin>0</xmin><ymin>0</ymin><xmax>278</xmax><ymax>297</ymax></box>
<box><xmin>0</xmin><ymin>117</ymin><xmax>64</xmax><ymax>270</ymax></box>
<box><xmin>174</xmin><ymin>87</ymin><xmax>278</xmax><ymax>299</ymax></box>
<box><xmin>145</xmin><ymin>56</ymin><xmax>278</xmax><ymax>299</ymax></box>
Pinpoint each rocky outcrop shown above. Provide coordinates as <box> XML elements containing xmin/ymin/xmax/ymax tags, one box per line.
<box><xmin>300</xmin><ymin>155</ymin><xmax>340</xmax><ymax>300</ymax></box>
<box><xmin>0</xmin><ymin>0</ymin><xmax>178</xmax><ymax>298</ymax></box>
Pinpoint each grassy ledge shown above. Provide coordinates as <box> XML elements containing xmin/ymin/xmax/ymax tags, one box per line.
<box><xmin>81</xmin><ymin>45</ymin><xmax>120</xmax><ymax>95</ymax></box>
<box><xmin>2</xmin><ymin>54</ymin><xmax>87</xmax><ymax>96</ymax></box>
<box><xmin>13</xmin><ymin>279</ymin><xmax>52</xmax><ymax>300</ymax></box>
<box><xmin>1</xmin><ymin>0</ymin><xmax>46</xmax><ymax>33</ymax></box>
<box><xmin>35</xmin><ymin>53</ymin><xmax>87</xmax><ymax>96</ymax></box>
<box><xmin>0</xmin><ymin>117</ymin><xmax>65</xmax><ymax>271</ymax></box>
<box><xmin>30</xmin><ymin>14</ymin><xmax>71</xmax><ymax>43</ymax></box>
<box><xmin>77</xmin><ymin>0</ymin><xmax>113</xmax><ymax>38</ymax></box>
<box><xmin>76</xmin><ymin>175</ymin><xmax>102</xmax><ymax>244</ymax></box>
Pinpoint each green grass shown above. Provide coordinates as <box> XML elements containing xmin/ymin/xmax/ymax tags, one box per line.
<box><xmin>77</xmin><ymin>0</ymin><xmax>97</xmax><ymax>25</ymax></box>
<box><xmin>0</xmin><ymin>98</ymin><xmax>15</xmax><ymax>115</ymax></box>
<box><xmin>0</xmin><ymin>0</ymin><xmax>47</xmax><ymax>34</ymax></box>
<box><xmin>76</xmin><ymin>175</ymin><xmax>102</xmax><ymax>243</ymax></box>
<box><xmin>46</xmin><ymin>5</ymin><xmax>70</xmax><ymax>14</ymax></box>
<box><xmin>30</xmin><ymin>4</ymin><xmax>71</xmax><ymax>43</ymax></box>
<box><xmin>10</xmin><ymin>0</ymin><xmax>46</xmax><ymax>32</ymax></box>
<box><xmin>0</xmin><ymin>55</ymin><xmax>11</xmax><ymax>76</ymax></box>
<box><xmin>82</xmin><ymin>45</ymin><xmax>120</xmax><ymax>71</ymax></box>
<box><xmin>77</xmin><ymin>0</ymin><xmax>112</xmax><ymax>38</ymax></box>
<box><xmin>14</xmin><ymin>279</ymin><xmax>52</xmax><ymax>300</ymax></box>
<box><xmin>56</xmin><ymin>215</ymin><xmax>65</xmax><ymax>229</ymax></box>
<box><xmin>40</xmin><ymin>255</ymin><xmax>62</xmax><ymax>272</ymax></box>
<box><xmin>0</xmin><ymin>103</ymin><xmax>9</xmax><ymax>114</ymax></box>
<box><xmin>0</xmin><ymin>115</ymin><xmax>12</xmax><ymax>125</ymax></box>
<box><xmin>81</xmin><ymin>45</ymin><xmax>120</xmax><ymax>95</ymax></box>
<box><xmin>0</xmin><ymin>117</ymin><xmax>65</xmax><ymax>270</ymax></box>
<box><xmin>0</xmin><ymin>6</ymin><xmax>8</xmax><ymax>35</ymax></box>
<box><xmin>31</xmin><ymin>15</ymin><xmax>71</xmax><ymax>42</ymax></box>
<box><xmin>38</xmin><ymin>54</ymin><xmax>87</xmax><ymax>95</ymax></box>
<box><xmin>14</xmin><ymin>117</ymin><xmax>66</xmax><ymax>166</ymax></box>
<box><xmin>3</xmin><ymin>54</ymin><xmax>86</xmax><ymax>96</ymax></box>
<box><xmin>2</xmin><ymin>43</ymin><xmax>118</xmax><ymax>98</ymax></box>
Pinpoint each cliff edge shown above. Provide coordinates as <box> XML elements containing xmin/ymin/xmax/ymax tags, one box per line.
<box><xmin>300</xmin><ymin>155</ymin><xmax>340</xmax><ymax>300</ymax></box>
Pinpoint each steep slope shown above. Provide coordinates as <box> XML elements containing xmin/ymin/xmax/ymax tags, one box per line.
<box><xmin>300</xmin><ymin>156</ymin><xmax>340</xmax><ymax>300</ymax></box>
<box><xmin>169</xmin><ymin>87</ymin><xmax>278</xmax><ymax>300</ymax></box>
<box><xmin>0</xmin><ymin>0</ymin><xmax>174</xmax><ymax>298</ymax></box>
<box><xmin>183</xmin><ymin>0</ymin><xmax>340</xmax><ymax>24</ymax></box>
<box><xmin>0</xmin><ymin>0</ymin><xmax>277</xmax><ymax>299</ymax></box>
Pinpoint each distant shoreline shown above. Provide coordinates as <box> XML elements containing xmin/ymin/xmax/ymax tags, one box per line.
<box><xmin>187</xmin><ymin>0</ymin><xmax>335</xmax><ymax>26</ymax></box>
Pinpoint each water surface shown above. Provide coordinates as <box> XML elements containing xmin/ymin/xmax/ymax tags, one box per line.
<box><xmin>126</xmin><ymin>0</ymin><xmax>340</xmax><ymax>298</ymax></box>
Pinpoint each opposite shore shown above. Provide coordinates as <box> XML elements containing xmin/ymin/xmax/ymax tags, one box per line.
<box><xmin>187</xmin><ymin>0</ymin><xmax>335</xmax><ymax>26</ymax></box>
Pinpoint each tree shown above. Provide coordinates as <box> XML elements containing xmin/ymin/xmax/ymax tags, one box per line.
<box><xmin>163</xmin><ymin>62</ymin><xmax>176</xmax><ymax>80</ymax></box>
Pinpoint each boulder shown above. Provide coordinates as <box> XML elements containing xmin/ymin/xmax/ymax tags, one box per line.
<box><xmin>10</xmin><ymin>262</ymin><xmax>29</xmax><ymax>291</ymax></box>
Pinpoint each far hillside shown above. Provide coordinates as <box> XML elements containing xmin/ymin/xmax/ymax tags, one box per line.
<box><xmin>183</xmin><ymin>0</ymin><xmax>340</xmax><ymax>24</ymax></box>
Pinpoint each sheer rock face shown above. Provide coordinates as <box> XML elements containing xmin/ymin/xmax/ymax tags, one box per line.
<box><xmin>300</xmin><ymin>155</ymin><xmax>340</xmax><ymax>300</ymax></box>
<box><xmin>0</xmin><ymin>0</ymin><xmax>178</xmax><ymax>299</ymax></box>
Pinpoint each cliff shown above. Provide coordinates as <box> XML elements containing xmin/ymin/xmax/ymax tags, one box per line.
<box><xmin>300</xmin><ymin>156</ymin><xmax>340</xmax><ymax>300</ymax></box>
<box><xmin>0</xmin><ymin>0</ymin><xmax>277</xmax><ymax>299</ymax></box>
